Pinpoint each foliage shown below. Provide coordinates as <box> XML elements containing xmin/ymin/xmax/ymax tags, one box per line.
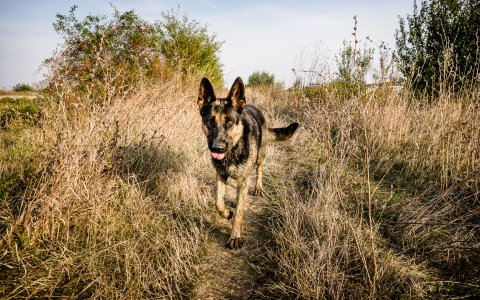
<box><xmin>396</xmin><ymin>0</ymin><xmax>480</xmax><ymax>95</ymax></box>
<box><xmin>45</xmin><ymin>6</ymin><xmax>223</xmax><ymax>105</ymax></box>
<box><xmin>156</xmin><ymin>10</ymin><xmax>224</xmax><ymax>87</ymax></box>
<box><xmin>0</xmin><ymin>97</ymin><xmax>44</xmax><ymax>129</ymax></box>
<box><xmin>12</xmin><ymin>83</ymin><xmax>35</xmax><ymax>92</ymax></box>
<box><xmin>335</xmin><ymin>40</ymin><xmax>374</xmax><ymax>86</ymax></box>
<box><xmin>247</xmin><ymin>71</ymin><xmax>275</xmax><ymax>87</ymax></box>
<box><xmin>45</xmin><ymin>6</ymin><xmax>160</xmax><ymax>105</ymax></box>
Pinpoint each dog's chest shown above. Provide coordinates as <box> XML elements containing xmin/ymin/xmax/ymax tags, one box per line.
<box><xmin>213</xmin><ymin>139</ymin><xmax>257</xmax><ymax>180</ymax></box>
<box><xmin>213</xmin><ymin>159</ymin><xmax>250</xmax><ymax>180</ymax></box>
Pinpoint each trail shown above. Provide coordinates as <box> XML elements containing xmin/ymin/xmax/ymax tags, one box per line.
<box><xmin>192</xmin><ymin>179</ymin><xmax>272</xmax><ymax>299</ymax></box>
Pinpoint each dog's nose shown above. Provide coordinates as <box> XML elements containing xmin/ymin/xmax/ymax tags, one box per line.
<box><xmin>212</xmin><ymin>142</ymin><xmax>226</xmax><ymax>153</ymax></box>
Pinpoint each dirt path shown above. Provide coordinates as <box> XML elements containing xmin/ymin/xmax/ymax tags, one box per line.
<box><xmin>192</xmin><ymin>180</ymin><xmax>272</xmax><ymax>299</ymax></box>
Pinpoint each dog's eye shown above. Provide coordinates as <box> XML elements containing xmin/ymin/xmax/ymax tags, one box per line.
<box><xmin>224</xmin><ymin>117</ymin><xmax>235</xmax><ymax>128</ymax></box>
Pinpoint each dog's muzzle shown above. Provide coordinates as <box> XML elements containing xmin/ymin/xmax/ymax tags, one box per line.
<box><xmin>211</xmin><ymin>142</ymin><xmax>227</xmax><ymax>160</ymax></box>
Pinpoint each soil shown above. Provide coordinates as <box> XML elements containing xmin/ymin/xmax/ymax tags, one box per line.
<box><xmin>192</xmin><ymin>180</ymin><xmax>274</xmax><ymax>299</ymax></box>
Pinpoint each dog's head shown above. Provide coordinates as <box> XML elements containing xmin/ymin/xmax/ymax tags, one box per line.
<box><xmin>197</xmin><ymin>77</ymin><xmax>246</xmax><ymax>161</ymax></box>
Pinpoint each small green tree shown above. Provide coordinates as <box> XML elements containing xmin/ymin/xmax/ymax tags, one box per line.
<box><xmin>248</xmin><ymin>71</ymin><xmax>275</xmax><ymax>87</ymax></box>
<box><xmin>45</xmin><ymin>6</ymin><xmax>161</xmax><ymax>104</ymax></box>
<box><xmin>156</xmin><ymin>10</ymin><xmax>224</xmax><ymax>87</ymax></box>
<box><xmin>334</xmin><ymin>16</ymin><xmax>374</xmax><ymax>96</ymax></box>
<box><xmin>45</xmin><ymin>6</ymin><xmax>224</xmax><ymax>105</ymax></box>
<box><xmin>396</xmin><ymin>0</ymin><xmax>480</xmax><ymax>95</ymax></box>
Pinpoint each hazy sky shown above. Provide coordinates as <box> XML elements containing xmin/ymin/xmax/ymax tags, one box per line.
<box><xmin>0</xmin><ymin>0</ymin><xmax>413</xmax><ymax>89</ymax></box>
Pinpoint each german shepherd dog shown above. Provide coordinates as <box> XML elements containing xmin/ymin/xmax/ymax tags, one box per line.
<box><xmin>197</xmin><ymin>77</ymin><xmax>298</xmax><ymax>249</ymax></box>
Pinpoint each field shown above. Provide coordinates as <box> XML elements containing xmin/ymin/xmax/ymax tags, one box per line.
<box><xmin>1</xmin><ymin>78</ymin><xmax>479</xmax><ymax>299</ymax></box>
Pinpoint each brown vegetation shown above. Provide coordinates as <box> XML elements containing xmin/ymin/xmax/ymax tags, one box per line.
<box><xmin>1</xmin><ymin>76</ymin><xmax>479</xmax><ymax>298</ymax></box>
<box><xmin>257</xmin><ymin>83</ymin><xmax>480</xmax><ymax>298</ymax></box>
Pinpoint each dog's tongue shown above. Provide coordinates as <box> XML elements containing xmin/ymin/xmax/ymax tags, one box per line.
<box><xmin>211</xmin><ymin>152</ymin><xmax>225</xmax><ymax>160</ymax></box>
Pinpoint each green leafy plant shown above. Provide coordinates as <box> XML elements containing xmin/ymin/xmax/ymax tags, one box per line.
<box><xmin>45</xmin><ymin>6</ymin><xmax>160</xmax><ymax>105</ymax></box>
<box><xmin>45</xmin><ymin>6</ymin><xmax>223</xmax><ymax>105</ymax></box>
<box><xmin>335</xmin><ymin>41</ymin><xmax>374</xmax><ymax>86</ymax></box>
<box><xmin>156</xmin><ymin>10</ymin><xmax>224</xmax><ymax>87</ymax></box>
<box><xmin>334</xmin><ymin>16</ymin><xmax>374</xmax><ymax>97</ymax></box>
<box><xmin>395</xmin><ymin>0</ymin><xmax>480</xmax><ymax>96</ymax></box>
<box><xmin>248</xmin><ymin>71</ymin><xmax>275</xmax><ymax>87</ymax></box>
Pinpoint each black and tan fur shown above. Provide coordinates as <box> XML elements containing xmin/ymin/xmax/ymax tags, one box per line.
<box><xmin>198</xmin><ymin>77</ymin><xmax>298</xmax><ymax>249</ymax></box>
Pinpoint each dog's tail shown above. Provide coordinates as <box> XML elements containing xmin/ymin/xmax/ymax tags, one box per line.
<box><xmin>267</xmin><ymin>122</ymin><xmax>299</xmax><ymax>142</ymax></box>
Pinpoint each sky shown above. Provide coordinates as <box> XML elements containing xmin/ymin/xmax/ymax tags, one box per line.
<box><xmin>0</xmin><ymin>0</ymin><xmax>414</xmax><ymax>89</ymax></box>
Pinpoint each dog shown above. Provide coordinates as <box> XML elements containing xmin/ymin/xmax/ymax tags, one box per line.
<box><xmin>197</xmin><ymin>77</ymin><xmax>298</xmax><ymax>249</ymax></box>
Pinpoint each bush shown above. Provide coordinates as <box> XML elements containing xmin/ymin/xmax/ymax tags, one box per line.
<box><xmin>12</xmin><ymin>83</ymin><xmax>35</xmax><ymax>92</ymax></box>
<box><xmin>45</xmin><ymin>6</ymin><xmax>223</xmax><ymax>105</ymax></box>
<box><xmin>333</xmin><ymin>16</ymin><xmax>374</xmax><ymax>97</ymax></box>
<box><xmin>156</xmin><ymin>10</ymin><xmax>224</xmax><ymax>87</ymax></box>
<box><xmin>45</xmin><ymin>6</ymin><xmax>161</xmax><ymax>105</ymax></box>
<box><xmin>248</xmin><ymin>71</ymin><xmax>275</xmax><ymax>87</ymax></box>
<box><xmin>335</xmin><ymin>40</ymin><xmax>373</xmax><ymax>86</ymax></box>
<box><xmin>396</xmin><ymin>0</ymin><xmax>480</xmax><ymax>95</ymax></box>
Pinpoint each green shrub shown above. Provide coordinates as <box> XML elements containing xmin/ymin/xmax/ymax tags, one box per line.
<box><xmin>45</xmin><ymin>6</ymin><xmax>160</xmax><ymax>104</ymax></box>
<box><xmin>333</xmin><ymin>16</ymin><xmax>374</xmax><ymax>98</ymax></box>
<box><xmin>156</xmin><ymin>10</ymin><xmax>224</xmax><ymax>87</ymax></box>
<box><xmin>12</xmin><ymin>83</ymin><xmax>35</xmax><ymax>92</ymax></box>
<box><xmin>45</xmin><ymin>6</ymin><xmax>223</xmax><ymax>105</ymax></box>
<box><xmin>0</xmin><ymin>98</ymin><xmax>44</xmax><ymax>128</ymax></box>
<box><xmin>335</xmin><ymin>40</ymin><xmax>374</xmax><ymax>87</ymax></box>
<box><xmin>248</xmin><ymin>71</ymin><xmax>275</xmax><ymax>87</ymax></box>
<box><xmin>396</xmin><ymin>0</ymin><xmax>480</xmax><ymax>95</ymax></box>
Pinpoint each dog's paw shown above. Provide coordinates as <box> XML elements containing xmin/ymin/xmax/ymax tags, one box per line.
<box><xmin>226</xmin><ymin>237</ymin><xmax>243</xmax><ymax>249</ymax></box>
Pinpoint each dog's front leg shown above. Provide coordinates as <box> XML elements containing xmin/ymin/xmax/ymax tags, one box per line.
<box><xmin>216</xmin><ymin>174</ymin><xmax>233</xmax><ymax>219</ymax></box>
<box><xmin>227</xmin><ymin>178</ymin><xmax>248</xmax><ymax>249</ymax></box>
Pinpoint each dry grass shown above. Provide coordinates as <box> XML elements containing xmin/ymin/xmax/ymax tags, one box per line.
<box><xmin>0</xmin><ymin>77</ymin><xmax>215</xmax><ymax>298</ymax></box>
<box><xmin>1</xmin><ymin>76</ymin><xmax>479</xmax><ymax>298</ymax></box>
<box><xmin>255</xmin><ymin>84</ymin><xmax>480</xmax><ymax>298</ymax></box>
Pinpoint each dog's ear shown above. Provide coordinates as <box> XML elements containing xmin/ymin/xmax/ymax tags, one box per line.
<box><xmin>198</xmin><ymin>78</ymin><xmax>216</xmax><ymax>113</ymax></box>
<box><xmin>227</xmin><ymin>77</ymin><xmax>246</xmax><ymax>114</ymax></box>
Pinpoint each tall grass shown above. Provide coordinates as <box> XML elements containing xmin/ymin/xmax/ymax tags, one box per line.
<box><xmin>255</xmin><ymin>81</ymin><xmax>479</xmax><ymax>297</ymax></box>
<box><xmin>0</xmin><ymin>77</ymin><xmax>215</xmax><ymax>298</ymax></box>
<box><xmin>1</xmin><ymin>71</ymin><xmax>478</xmax><ymax>298</ymax></box>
